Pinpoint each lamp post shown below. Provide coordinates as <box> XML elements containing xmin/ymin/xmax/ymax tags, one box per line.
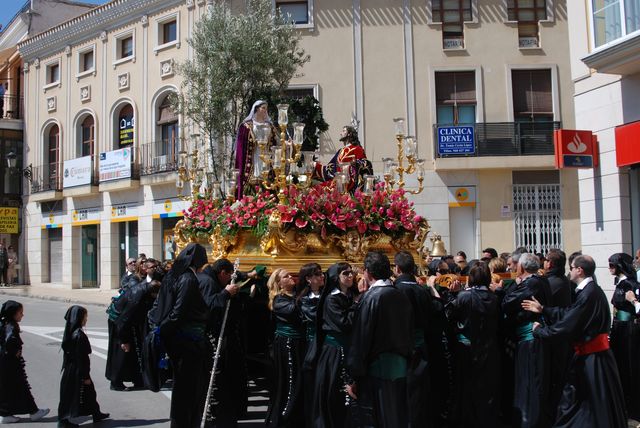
<box><xmin>6</xmin><ymin>151</ymin><xmax>32</xmax><ymax>181</ymax></box>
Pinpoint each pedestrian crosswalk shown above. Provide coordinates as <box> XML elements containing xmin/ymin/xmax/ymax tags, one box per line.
<box><xmin>21</xmin><ymin>325</ymin><xmax>269</xmax><ymax>424</ymax></box>
<box><xmin>21</xmin><ymin>325</ymin><xmax>109</xmax><ymax>359</ymax></box>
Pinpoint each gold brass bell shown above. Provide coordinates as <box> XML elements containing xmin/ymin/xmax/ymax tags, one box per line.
<box><xmin>430</xmin><ymin>235</ymin><xmax>447</xmax><ymax>257</ymax></box>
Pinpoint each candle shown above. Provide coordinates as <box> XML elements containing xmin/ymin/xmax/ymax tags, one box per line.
<box><xmin>393</xmin><ymin>118</ymin><xmax>405</xmax><ymax>137</ymax></box>
<box><xmin>277</xmin><ymin>104</ymin><xmax>289</xmax><ymax>126</ymax></box>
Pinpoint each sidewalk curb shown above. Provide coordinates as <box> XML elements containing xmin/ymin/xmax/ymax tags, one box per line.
<box><xmin>0</xmin><ymin>287</ymin><xmax>111</xmax><ymax>308</ymax></box>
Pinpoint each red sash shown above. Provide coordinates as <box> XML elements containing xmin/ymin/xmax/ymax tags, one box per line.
<box><xmin>573</xmin><ymin>333</ymin><xmax>609</xmax><ymax>356</ymax></box>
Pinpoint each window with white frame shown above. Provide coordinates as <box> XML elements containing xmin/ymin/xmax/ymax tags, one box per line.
<box><xmin>275</xmin><ymin>0</ymin><xmax>312</xmax><ymax>26</ymax></box>
<box><xmin>155</xmin><ymin>13</ymin><xmax>179</xmax><ymax>52</ymax></box>
<box><xmin>592</xmin><ymin>0</ymin><xmax>640</xmax><ymax>48</ymax></box>
<box><xmin>114</xmin><ymin>32</ymin><xmax>135</xmax><ymax>63</ymax></box>
<box><xmin>511</xmin><ymin>69</ymin><xmax>553</xmax><ymax>122</ymax></box>
<box><xmin>45</xmin><ymin>62</ymin><xmax>60</xmax><ymax>85</ymax></box>
<box><xmin>431</xmin><ymin>0</ymin><xmax>473</xmax><ymax>49</ymax></box>
<box><xmin>77</xmin><ymin>46</ymin><xmax>95</xmax><ymax>76</ymax></box>
<box><xmin>507</xmin><ymin>0</ymin><xmax>547</xmax><ymax>47</ymax></box>
<box><xmin>435</xmin><ymin>71</ymin><xmax>476</xmax><ymax>125</ymax></box>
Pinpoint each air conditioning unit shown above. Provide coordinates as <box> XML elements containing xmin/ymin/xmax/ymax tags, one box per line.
<box><xmin>153</xmin><ymin>155</ymin><xmax>168</xmax><ymax>172</ymax></box>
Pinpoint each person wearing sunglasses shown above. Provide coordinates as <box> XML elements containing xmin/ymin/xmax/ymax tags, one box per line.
<box><xmin>608</xmin><ymin>252</ymin><xmax>640</xmax><ymax>418</ymax></box>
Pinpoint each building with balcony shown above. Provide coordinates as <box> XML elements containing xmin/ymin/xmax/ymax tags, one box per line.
<box><xmin>0</xmin><ymin>0</ymin><xmax>95</xmax><ymax>284</ymax></box>
<box><xmin>565</xmin><ymin>1</ymin><xmax>640</xmax><ymax>283</ymax></box>
<box><xmin>17</xmin><ymin>0</ymin><xmax>580</xmax><ymax>289</ymax></box>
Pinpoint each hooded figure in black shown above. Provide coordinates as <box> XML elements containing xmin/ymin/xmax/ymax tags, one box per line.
<box><xmin>0</xmin><ymin>300</ymin><xmax>49</xmax><ymax>423</ymax></box>
<box><xmin>446</xmin><ymin>262</ymin><xmax>500</xmax><ymax>428</ymax></box>
<box><xmin>393</xmin><ymin>251</ymin><xmax>432</xmax><ymax>427</ymax></box>
<box><xmin>198</xmin><ymin>258</ymin><xmax>248</xmax><ymax>427</ymax></box>
<box><xmin>149</xmin><ymin>243</ymin><xmax>210</xmax><ymax>428</ymax></box>
<box><xmin>58</xmin><ymin>305</ymin><xmax>108</xmax><ymax>428</ymax></box>
<box><xmin>608</xmin><ymin>252</ymin><xmax>640</xmax><ymax>419</ymax></box>
<box><xmin>309</xmin><ymin>262</ymin><xmax>356</xmax><ymax>427</ymax></box>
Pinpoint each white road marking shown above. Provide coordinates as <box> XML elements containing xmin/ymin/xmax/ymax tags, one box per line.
<box><xmin>21</xmin><ymin>325</ymin><xmax>169</xmax><ymax>398</ymax></box>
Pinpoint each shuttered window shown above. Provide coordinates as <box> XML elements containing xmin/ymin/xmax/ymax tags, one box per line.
<box><xmin>511</xmin><ymin>69</ymin><xmax>553</xmax><ymax>120</ymax></box>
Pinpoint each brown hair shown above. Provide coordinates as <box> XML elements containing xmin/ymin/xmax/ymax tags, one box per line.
<box><xmin>469</xmin><ymin>262</ymin><xmax>491</xmax><ymax>287</ymax></box>
<box><xmin>488</xmin><ymin>257</ymin><xmax>507</xmax><ymax>274</ymax></box>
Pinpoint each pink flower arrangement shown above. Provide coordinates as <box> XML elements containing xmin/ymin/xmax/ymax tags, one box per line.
<box><xmin>180</xmin><ymin>182</ymin><xmax>425</xmax><ymax>241</ymax></box>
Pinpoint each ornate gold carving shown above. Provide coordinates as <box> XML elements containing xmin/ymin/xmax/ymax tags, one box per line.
<box><xmin>209</xmin><ymin>227</ymin><xmax>237</xmax><ymax>260</ymax></box>
<box><xmin>259</xmin><ymin>211</ymin><xmax>308</xmax><ymax>256</ymax></box>
<box><xmin>333</xmin><ymin>231</ymin><xmax>380</xmax><ymax>262</ymax></box>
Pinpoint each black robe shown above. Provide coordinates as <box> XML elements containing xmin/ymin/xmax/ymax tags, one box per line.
<box><xmin>394</xmin><ymin>274</ymin><xmax>432</xmax><ymax>428</ymax></box>
<box><xmin>105</xmin><ymin>278</ymin><xmax>141</xmax><ymax>387</ymax></box>
<box><xmin>545</xmin><ymin>269</ymin><xmax>573</xmax><ymax>417</ymax></box>
<box><xmin>502</xmin><ymin>274</ymin><xmax>553</xmax><ymax>428</ymax></box>
<box><xmin>198</xmin><ymin>269</ymin><xmax>248</xmax><ymax>427</ymax></box>
<box><xmin>265</xmin><ymin>294</ymin><xmax>305</xmax><ymax>428</ymax></box>
<box><xmin>426</xmin><ymin>285</ymin><xmax>455</xmax><ymax>427</ymax></box>
<box><xmin>58</xmin><ymin>328</ymin><xmax>101</xmax><ymax>420</ymax></box>
<box><xmin>300</xmin><ymin>292</ymin><xmax>320</xmax><ymax>428</ymax></box>
<box><xmin>346</xmin><ymin>281</ymin><xmax>413</xmax><ymax>427</ymax></box>
<box><xmin>156</xmin><ymin>269</ymin><xmax>210</xmax><ymax>428</ymax></box>
<box><xmin>534</xmin><ymin>279</ymin><xmax>627</xmax><ymax>427</ymax></box>
<box><xmin>609</xmin><ymin>276</ymin><xmax>639</xmax><ymax>417</ymax></box>
<box><xmin>311</xmin><ymin>290</ymin><xmax>354</xmax><ymax>428</ymax></box>
<box><xmin>115</xmin><ymin>280</ymin><xmax>155</xmax><ymax>388</ymax></box>
<box><xmin>446</xmin><ymin>286</ymin><xmax>500</xmax><ymax>428</ymax></box>
<box><xmin>0</xmin><ymin>322</ymin><xmax>37</xmax><ymax>416</ymax></box>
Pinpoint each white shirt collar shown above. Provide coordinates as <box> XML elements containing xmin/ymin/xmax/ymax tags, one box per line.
<box><xmin>330</xmin><ymin>288</ymin><xmax>341</xmax><ymax>295</ymax></box>
<box><xmin>577</xmin><ymin>276</ymin><xmax>593</xmax><ymax>290</ymax></box>
<box><xmin>370</xmin><ymin>279</ymin><xmax>393</xmax><ymax>288</ymax></box>
<box><xmin>619</xmin><ymin>274</ymin><xmax>628</xmax><ymax>281</ymax></box>
<box><xmin>309</xmin><ymin>291</ymin><xmax>321</xmax><ymax>299</ymax></box>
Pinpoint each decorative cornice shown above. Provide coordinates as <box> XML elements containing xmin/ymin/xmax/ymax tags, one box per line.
<box><xmin>17</xmin><ymin>0</ymin><xmax>184</xmax><ymax>60</ymax></box>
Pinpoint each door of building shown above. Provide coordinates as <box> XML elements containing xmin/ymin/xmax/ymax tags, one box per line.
<box><xmin>81</xmin><ymin>225</ymin><xmax>98</xmax><ymax>287</ymax></box>
<box><xmin>49</xmin><ymin>228</ymin><xmax>62</xmax><ymax>283</ymax></box>
<box><xmin>449</xmin><ymin>206</ymin><xmax>476</xmax><ymax>259</ymax></box>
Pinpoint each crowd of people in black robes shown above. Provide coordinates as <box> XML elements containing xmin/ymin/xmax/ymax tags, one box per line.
<box><xmin>2</xmin><ymin>243</ymin><xmax>640</xmax><ymax>428</ymax></box>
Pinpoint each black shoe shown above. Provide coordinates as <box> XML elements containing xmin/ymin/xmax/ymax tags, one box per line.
<box><xmin>58</xmin><ymin>420</ymin><xmax>80</xmax><ymax>428</ymax></box>
<box><xmin>93</xmin><ymin>412</ymin><xmax>110</xmax><ymax>423</ymax></box>
<box><xmin>110</xmin><ymin>383</ymin><xmax>126</xmax><ymax>391</ymax></box>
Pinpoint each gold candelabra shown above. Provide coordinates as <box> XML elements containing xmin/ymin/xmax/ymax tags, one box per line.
<box><xmin>255</xmin><ymin>104</ymin><xmax>311</xmax><ymax>203</ymax></box>
<box><xmin>382</xmin><ymin>118</ymin><xmax>425</xmax><ymax>195</ymax></box>
<box><xmin>176</xmin><ymin>134</ymin><xmax>231</xmax><ymax>202</ymax></box>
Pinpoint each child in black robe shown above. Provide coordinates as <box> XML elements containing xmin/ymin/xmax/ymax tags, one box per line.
<box><xmin>58</xmin><ymin>305</ymin><xmax>109</xmax><ymax>428</ymax></box>
<box><xmin>0</xmin><ymin>300</ymin><xmax>49</xmax><ymax>424</ymax></box>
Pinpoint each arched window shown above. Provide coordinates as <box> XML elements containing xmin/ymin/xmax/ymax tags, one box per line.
<box><xmin>158</xmin><ymin>95</ymin><xmax>178</xmax><ymax>146</ymax></box>
<box><xmin>48</xmin><ymin>125</ymin><xmax>60</xmax><ymax>187</ymax></box>
<box><xmin>118</xmin><ymin>104</ymin><xmax>134</xmax><ymax>147</ymax></box>
<box><xmin>81</xmin><ymin>115</ymin><xmax>95</xmax><ymax>157</ymax></box>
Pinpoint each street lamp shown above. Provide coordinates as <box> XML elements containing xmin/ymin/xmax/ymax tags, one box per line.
<box><xmin>6</xmin><ymin>151</ymin><xmax>33</xmax><ymax>181</ymax></box>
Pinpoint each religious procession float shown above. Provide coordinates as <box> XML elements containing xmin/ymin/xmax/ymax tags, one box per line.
<box><xmin>172</xmin><ymin>104</ymin><xmax>440</xmax><ymax>271</ymax></box>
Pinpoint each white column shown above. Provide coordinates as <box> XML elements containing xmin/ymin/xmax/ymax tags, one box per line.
<box><xmin>100</xmin><ymin>220</ymin><xmax>120</xmax><ymax>290</ymax></box>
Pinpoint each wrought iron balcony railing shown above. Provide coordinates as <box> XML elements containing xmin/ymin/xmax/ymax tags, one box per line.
<box><xmin>31</xmin><ymin>163</ymin><xmax>62</xmax><ymax>193</ymax></box>
<box><xmin>0</xmin><ymin>95</ymin><xmax>24</xmax><ymax>120</ymax></box>
<box><xmin>433</xmin><ymin>121</ymin><xmax>561</xmax><ymax>158</ymax></box>
<box><xmin>140</xmin><ymin>139</ymin><xmax>182</xmax><ymax>176</ymax></box>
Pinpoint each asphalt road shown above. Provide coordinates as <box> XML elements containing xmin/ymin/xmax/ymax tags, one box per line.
<box><xmin>5</xmin><ymin>296</ymin><xmax>267</xmax><ymax>427</ymax></box>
